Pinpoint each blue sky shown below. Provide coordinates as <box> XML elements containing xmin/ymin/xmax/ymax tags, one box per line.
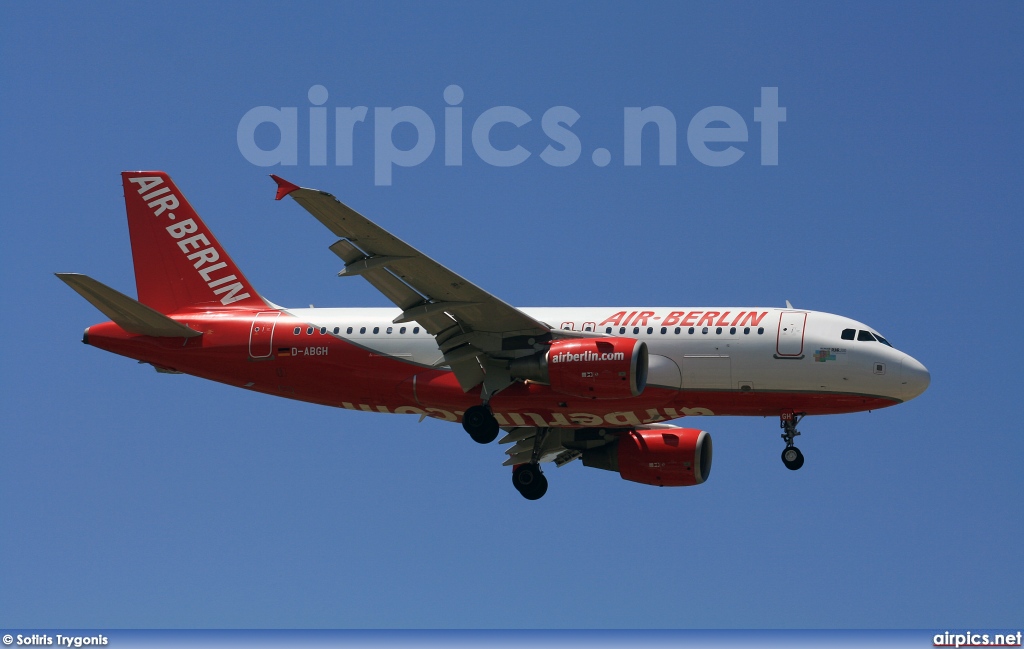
<box><xmin>1</xmin><ymin>1</ymin><xmax>1021</xmax><ymax>629</ymax></box>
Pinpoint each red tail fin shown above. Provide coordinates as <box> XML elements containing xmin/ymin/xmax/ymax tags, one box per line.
<box><xmin>122</xmin><ymin>171</ymin><xmax>267</xmax><ymax>313</ymax></box>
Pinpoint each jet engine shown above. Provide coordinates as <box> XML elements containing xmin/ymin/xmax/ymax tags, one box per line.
<box><xmin>581</xmin><ymin>428</ymin><xmax>712</xmax><ymax>486</ymax></box>
<box><xmin>509</xmin><ymin>338</ymin><xmax>648</xmax><ymax>399</ymax></box>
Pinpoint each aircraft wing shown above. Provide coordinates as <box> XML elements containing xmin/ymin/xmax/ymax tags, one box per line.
<box><xmin>271</xmin><ymin>175</ymin><xmax>573</xmax><ymax>393</ymax></box>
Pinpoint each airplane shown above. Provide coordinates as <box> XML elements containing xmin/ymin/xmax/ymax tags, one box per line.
<box><xmin>57</xmin><ymin>171</ymin><xmax>931</xmax><ymax>500</ymax></box>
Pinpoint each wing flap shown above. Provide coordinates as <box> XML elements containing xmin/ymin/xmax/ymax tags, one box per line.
<box><xmin>329</xmin><ymin>238</ymin><xmax>427</xmax><ymax>311</ymax></box>
<box><xmin>362</xmin><ymin>269</ymin><xmax>426</xmax><ymax>312</ymax></box>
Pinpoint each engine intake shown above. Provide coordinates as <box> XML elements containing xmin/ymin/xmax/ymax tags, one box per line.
<box><xmin>509</xmin><ymin>338</ymin><xmax>648</xmax><ymax>399</ymax></box>
<box><xmin>581</xmin><ymin>428</ymin><xmax>712</xmax><ymax>486</ymax></box>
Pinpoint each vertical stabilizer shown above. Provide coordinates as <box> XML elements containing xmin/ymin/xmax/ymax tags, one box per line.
<box><xmin>122</xmin><ymin>171</ymin><xmax>267</xmax><ymax>313</ymax></box>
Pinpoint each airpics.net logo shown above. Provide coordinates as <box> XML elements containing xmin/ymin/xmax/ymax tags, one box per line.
<box><xmin>237</xmin><ymin>85</ymin><xmax>786</xmax><ymax>186</ymax></box>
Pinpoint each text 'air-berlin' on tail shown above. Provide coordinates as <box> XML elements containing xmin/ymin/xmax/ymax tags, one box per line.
<box><xmin>123</xmin><ymin>171</ymin><xmax>266</xmax><ymax>313</ymax></box>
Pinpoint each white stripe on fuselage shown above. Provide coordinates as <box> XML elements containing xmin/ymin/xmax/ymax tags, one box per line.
<box><xmin>283</xmin><ymin>307</ymin><xmax>911</xmax><ymax>401</ymax></box>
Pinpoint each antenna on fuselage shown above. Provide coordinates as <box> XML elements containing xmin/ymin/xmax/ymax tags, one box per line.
<box><xmin>785</xmin><ymin>300</ymin><xmax>794</xmax><ymax>309</ymax></box>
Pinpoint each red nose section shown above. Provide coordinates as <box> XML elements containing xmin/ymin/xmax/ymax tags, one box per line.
<box><xmin>270</xmin><ymin>174</ymin><xmax>300</xmax><ymax>200</ymax></box>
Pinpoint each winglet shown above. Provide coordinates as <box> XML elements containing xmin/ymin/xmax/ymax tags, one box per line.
<box><xmin>270</xmin><ymin>174</ymin><xmax>300</xmax><ymax>200</ymax></box>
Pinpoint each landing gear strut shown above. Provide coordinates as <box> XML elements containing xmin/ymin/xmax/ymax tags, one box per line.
<box><xmin>462</xmin><ymin>404</ymin><xmax>499</xmax><ymax>444</ymax></box>
<box><xmin>780</xmin><ymin>411</ymin><xmax>806</xmax><ymax>471</ymax></box>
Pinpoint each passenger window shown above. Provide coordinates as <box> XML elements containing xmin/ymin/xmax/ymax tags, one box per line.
<box><xmin>660</xmin><ymin>327</ymin><xmax>667</xmax><ymax>334</ymax></box>
<box><xmin>386</xmin><ymin>327</ymin><xmax>393</xmax><ymax>334</ymax></box>
<box><xmin>373</xmin><ymin>327</ymin><xmax>380</xmax><ymax>334</ymax></box>
<box><xmin>320</xmin><ymin>327</ymin><xmax>327</xmax><ymax>335</ymax></box>
<box><xmin>413</xmin><ymin>327</ymin><xmax>420</xmax><ymax>334</ymax></box>
<box><xmin>674</xmin><ymin>327</ymin><xmax>681</xmax><ymax>334</ymax></box>
<box><xmin>730</xmin><ymin>327</ymin><xmax>736</xmax><ymax>335</ymax></box>
<box><xmin>306</xmin><ymin>327</ymin><xmax>314</xmax><ymax>335</ymax></box>
<box><xmin>333</xmin><ymin>327</ymin><xmax>339</xmax><ymax>334</ymax></box>
<box><xmin>646</xmin><ymin>327</ymin><xmax>653</xmax><ymax>334</ymax></box>
<box><xmin>701</xmin><ymin>327</ymin><xmax>708</xmax><ymax>334</ymax></box>
<box><xmin>715</xmin><ymin>327</ymin><xmax>722</xmax><ymax>334</ymax></box>
<box><xmin>857</xmin><ymin>330</ymin><xmax>876</xmax><ymax>342</ymax></box>
<box><xmin>633</xmin><ymin>327</ymin><xmax>640</xmax><ymax>334</ymax></box>
<box><xmin>605</xmin><ymin>327</ymin><xmax>613</xmax><ymax>334</ymax></box>
<box><xmin>346</xmin><ymin>327</ymin><xmax>353</xmax><ymax>334</ymax></box>
<box><xmin>293</xmin><ymin>327</ymin><xmax>300</xmax><ymax>335</ymax></box>
<box><xmin>619</xmin><ymin>327</ymin><xmax>626</xmax><ymax>334</ymax></box>
<box><xmin>688</xmin><ymin>327</ymin><xmax>695</xmax><ymax>334</ymax></box>
<box><xmin>757</xmin><ymin>327</ymin><xmax>764</xmax><ymax>335</ymax></box>
<box><xmin>744</xmin><ymin>327</ymin><xmax>750</xmax><ymax>334</ymax></box>
<box><xmin>841</xmin><ymin>328</ymin><xmax>856</xmax><ymax>341</ymax></box>
<box><xmin>400</xmin><ymin>327</ymin><xmax>407</xmax><ymax>334</ymax></box>
<box><xmin>359</xmin><ymin>327</ymin><xmax>366</xmax><ymax>334</ymax></box>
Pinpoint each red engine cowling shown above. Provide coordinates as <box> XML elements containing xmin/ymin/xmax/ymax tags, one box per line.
<box><xmin>509</xmin><ymin>338</ymin><xmax>648</xmax><ymax>399</ymax></box>
<box><xmin>581</xmin><ymin>428</ymin><xmax>712</xmax><ymax>486</ymax></box>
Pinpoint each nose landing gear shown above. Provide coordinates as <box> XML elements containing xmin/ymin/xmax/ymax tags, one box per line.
<box><xmin>780</xmin><ymin>411</ymin><xmax>806</xmax><ymax>471</ymax></box>
<box><xmin>781</xmin><ymin>446</ymin><xmax>804</xmax><ymax>470</ymax></box>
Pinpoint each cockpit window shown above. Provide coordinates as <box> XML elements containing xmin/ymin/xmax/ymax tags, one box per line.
<box><xmin>874</xmin><ymin>334</ymin><xmax>893</xmax><ymax>348</ymax></box>
<box><xmin>841</xmin><ymin>328</ymin><xmax>855</xmax><ymax>341</ymax></box>
<box><xmin>857</xmin><ymin>330</ymin><xmax>876</xmax><ymax>342</ymax></box>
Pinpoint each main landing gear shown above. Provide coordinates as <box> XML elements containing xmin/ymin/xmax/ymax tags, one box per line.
<box><xmin>780</xmin><ymin>411</ymin><xmax>806</xmax><ymax>471</ymax></box>
<box><xmin>462</xmin><ymin>404</ymin><xmax>499</xmax><ymax>444</ymax></box>
<box><xmin>512</xmin><ymin>463</ymin><xmax>548</xmax><ymax>500</ymax></box>
<box><xmin>461</xmin><ymin>405</ymin><xmax>549</xmax><ymax>500</ymax></box>
<box><xmin>512</xmin><ymin>427</ymin><xmax>550</xmax><ymax>500</ymax></box>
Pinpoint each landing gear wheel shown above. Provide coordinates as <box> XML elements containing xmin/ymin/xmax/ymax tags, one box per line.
<box><xmin>462</xmin><ymin>405</ymin><xmax>499</xmax><ymax>444</ymax></box>
<box><xmin>779</xmin><ymin>411</ymin><xmax>807</xmax><ymax>471</ymax></box>
<box><xmin>512</xmin><ymin>463</ymin><xmax>548</xmax><ymax>500</ymax></box>
<box><xmin>781</xmin><ymin>446</ymin><xmax>804</xmax><ymax>471</ymax></box>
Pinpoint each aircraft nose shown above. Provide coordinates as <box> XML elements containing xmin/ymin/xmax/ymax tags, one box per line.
<box><xmin>900</xmin><ymin>355</ymin><xmax>930</xmax><ymax>401</ymax></box>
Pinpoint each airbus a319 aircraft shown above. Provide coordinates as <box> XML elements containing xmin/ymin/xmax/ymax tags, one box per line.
<box><xmin>58</xmin><ymin>172</ymin><xmax>930</xmax><ymax>500</ymax></box>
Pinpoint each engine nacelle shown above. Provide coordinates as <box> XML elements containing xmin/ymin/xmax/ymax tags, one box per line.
<box><xmin>509</xmin><ymin>338</ymin><xmax>648</xmax><ymax>399</ymax></box>
<box><xmin>581</xmin><ymin>428</ymin><xmax>712</xmax><ymax>486</ymax></box>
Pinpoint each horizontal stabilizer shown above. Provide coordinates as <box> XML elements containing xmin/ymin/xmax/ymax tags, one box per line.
<box><xmin>55</xmin><ymin>273</ymin><xmax>202</xmax><ymax>338</ymax></box>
